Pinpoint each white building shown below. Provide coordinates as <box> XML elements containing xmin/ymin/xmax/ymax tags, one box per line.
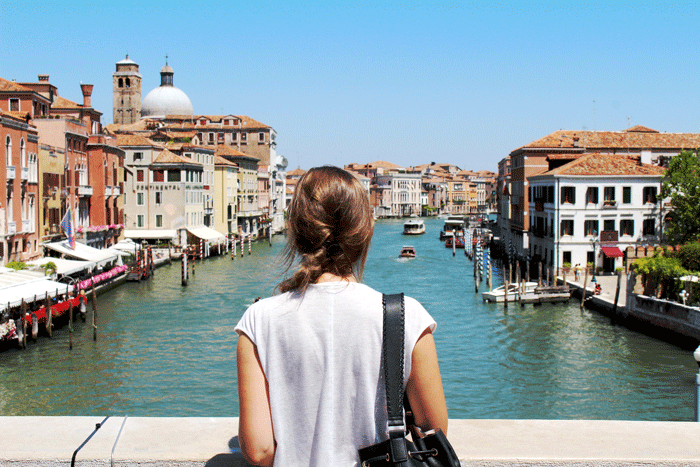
<box><xmin>528</xmin><ymin>153</ymin><xmax>666</xmax><ymax>274</ymax></box>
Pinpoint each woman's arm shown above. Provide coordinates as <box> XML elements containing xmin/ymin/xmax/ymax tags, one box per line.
<box><xmin>405</xmin><ymin>328</ymin><xmax>448</xmax><ymax>434</ymax></box>
<box><xmin>237</xmin><ymin>333</ymin><xmax>276</xmax><ymax>466</ymax></box>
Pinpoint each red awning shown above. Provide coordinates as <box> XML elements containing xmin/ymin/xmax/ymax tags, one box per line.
<box><xmin>601</xmin><ymin>246</ymin><xmax>624</xmax><ymax>258</ymax></box>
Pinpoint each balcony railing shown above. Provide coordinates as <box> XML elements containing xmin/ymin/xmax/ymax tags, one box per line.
<box><xmin>602</xmin><ymin>200</ymin><xmax>617</xmax><ymax>209</ymax></box>
<box><xmin>22</xmin><ymin>219</ymin><xmax>31</xmax><ymax>233</ymax></box>
<box><xmin>6</xmin><ymin>166</ymin><xmax>15</xmax><ymax>180</ymax></box>
<box><xmin>20</xmin><ymin>167</ymin><xmax>29</xmax><ymax>181</ymax></box>
<box><xmin>78</xmin><ymin>185</ymin><xmax>93</xmax><ymax>196</ymax></box>
<box><xmin>113</xmin><ymin>185</ymin><xmax>121</xmax><ymax>196</ymax></box>
<box><xmin>105</xmin><ymin>187</ymin><xmax>112</xmax><ymax>196</ymax></box>
<box><xmin>7</xmin><ymin>221</ymin><xmax>16</xmax><ymax>235</ymax></box>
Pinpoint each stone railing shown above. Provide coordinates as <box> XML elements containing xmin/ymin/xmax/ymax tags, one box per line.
<box><xmin>6</xmin><ymin>165</ymin><xmax>15</xmax><ymax>180</ymax></box>
<box><xmin>78</xmin><ymin>185</ymin><xmax>93</xmax><ymax>196</ymax></box>
<box><xmin>7</xmin><ymin>221</ymin><xmax>16</xmax><ymax>235</ymax></box>
<box><xmin>1</xmin><ymin>417</ymin><xmax>700</xmax><ymax>466</ymax></box>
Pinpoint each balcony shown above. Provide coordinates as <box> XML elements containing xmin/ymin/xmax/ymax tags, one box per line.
<box><xmin>600</xmin><ymin>230</ymin><xmax>619</xmax><ymax>243</ymax></box>
<box><xmin>78</xmin><ymin>185</ymin><xmax>93</xmax><ymax>196</ymax></box>
<box><xmin>602</xmin><ymin>200</ymin><xmax>617</xmax><ymax>209</ymax></box>
<box><xmin>113</xmin><ymin>185</ymin><xmax>121</xmax><ymax>196</ymax></box>
<box><xmin>105</xmin><ymin>187</ymin><xmax>112</xmax><ymax>196</ymax></box>
<box><xmin>7</xmin><ymin>221</ymin><xmax>16</xmax><ymax>235</ymax></box>
<box><xmin>22</xmin><ymin>219</ymin><xmax>31</xmax><ymax>233</ymax></box>
<box><xmin>20</xmin><ymin>167</ymin><xmax>29</xmax><ymax>181</ymax></box>
<box><xmin>6</xmin><ymin>166</ymin><xmax>15</xmax><ymax>180</ymax></box>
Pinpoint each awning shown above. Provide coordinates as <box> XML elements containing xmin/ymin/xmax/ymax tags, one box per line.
<box><xmin>0</xmin><ymin>269</ymin><xmax>73</xmax><ymax>310</ymax></box>
<box><xmin>27</xmin><ymin>257</ymin><xmax>96</xmax><ymax>276</ymax></box>
<box><xmin>110</xmin><ymin>238</ymin><xmax>141</xmax><ymax>253</ymax></box>
<box><xmin>42</xmin><ymin>240</ymin><xmax>118</xmax><ymax>267</ymax></box>
<box><xmin>601</xmin><ymin>246</ymin><xmax>624</xmax><ymax>258</ymax></box>
<box><xmin>124</xmin><ymin>229</ymin><xmax>177</xmax><ymax>240</ymax></box>
<box><xmin>187</xmin><ymin>227</ymin><xmax>226</xmax><ymax>243</ymax></box>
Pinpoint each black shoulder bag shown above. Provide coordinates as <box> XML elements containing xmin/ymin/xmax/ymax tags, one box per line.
<box><xmin>358</xmin><ymin>293</ymin><xmax>460</xmax><ymax>467</ymax></box>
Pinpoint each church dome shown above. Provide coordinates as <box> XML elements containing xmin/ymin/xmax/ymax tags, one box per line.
<box><xmin>141</xmin><ymin>60</ymin><xmax>193</xmax><ymax>118</ymax></box>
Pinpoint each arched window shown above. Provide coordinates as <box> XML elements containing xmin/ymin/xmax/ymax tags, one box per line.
<box><xmin>5</xmin><ymin>135</ymin><xmax>11</xmax><ymax>165</ymax></box>
<box><xmin>125</xmin><ymin>78</ymin><xmax>130</xmax><ymax>88</ymax></box>
<box><xmin>20</xmin><ymin>138</ymin><xmax>26</xmax><ymax>167</ymax></box>
<box><xmin>118</xmin><ymin>78</ymin><xmax>123</xmax><ymax>88</ymax></box>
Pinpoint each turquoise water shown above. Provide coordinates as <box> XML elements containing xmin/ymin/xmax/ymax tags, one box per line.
<box><xmin>0</xmin><ymin>218</ymin><xmax>697</xmax><ymax>420</ymax></box>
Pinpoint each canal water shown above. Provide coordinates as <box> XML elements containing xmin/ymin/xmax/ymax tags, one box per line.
<box><xmin>0</xmin><ymin>218</ymin><xmax>697</xmax><ymax>420</ymax></box>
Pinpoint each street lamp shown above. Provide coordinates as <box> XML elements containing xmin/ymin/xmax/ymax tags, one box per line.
<box><xmin>694</xmin><ymin>345</ymin><xmax>700</xmax><ymax>421</ymax></box>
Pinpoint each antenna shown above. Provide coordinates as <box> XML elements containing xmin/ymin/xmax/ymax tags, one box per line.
<box><xmin>627</xmin><ymin>116</ymin><xmax>631</xmax><ymax>128</ymax></box>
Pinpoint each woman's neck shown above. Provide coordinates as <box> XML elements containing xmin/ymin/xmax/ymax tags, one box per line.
<box><xmin>315</xmin><ymin>273</ymin><xmax>357</xmax><ymax>284</ymax></box>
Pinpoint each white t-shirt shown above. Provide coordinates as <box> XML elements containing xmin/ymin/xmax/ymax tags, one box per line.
<box><xmin>235</xmin><ymin>281</ymin><xmax>436</xmax><ymax>467</ymax></box>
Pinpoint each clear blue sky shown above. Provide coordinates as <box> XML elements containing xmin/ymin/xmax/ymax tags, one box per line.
<box><xmin>3</xmin><ymin>2</ymin><xmax>700</xmax><ymax>172</ymax></box>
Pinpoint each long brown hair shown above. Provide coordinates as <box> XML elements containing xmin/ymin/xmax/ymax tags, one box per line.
<box><xmin>278</xmin><ymin>166</ymin><xmax>374</xmax><ymax>294</ymax></box>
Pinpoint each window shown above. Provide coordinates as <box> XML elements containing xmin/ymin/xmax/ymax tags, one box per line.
<box><xmin>118</xmin><ymin>78</ymin><xmax>123</xmax><ymax>88</ymax></box>
<box><xmin>586</xmin><ymin>187</ymin><xmax>598</xmax><ymax>204</ymax></box>
<box><xmin>560</xmin><ymin>219</ymin><xmax>574</xmax><ymax>236</ymax></box>
<box><xmin>604</xmin><ymin>187</ymin><xmax>615</xmax><ymax>203</ymax></box>
<box><xmin>643</xmin><ymin>186</ymin><xmax>657</xmax><ymax>204</ymax></box>
<box><xmin>218</xmin><ymin>132</ymin><xmax>224</xmax><ymax>142</ymax></box>
<box><xmin>584</xmin><ymin>220</ymin><xmax>599</xmax><ymax>236</ymax></box>
<box><xmin>643</xmin><ymin>218</ymin><xmax>656</xmax><ymax>235</ymax></box>
<box><xmin>561</xmin><ymin>186</ymin><xmax>575</xmax><ymax>204</ymax></box>
<box><xmin>258</xmin><ymin>132</ymin><xmax>265</xmax><ymax>144</ymax></box>
<box><xmin>168</xmin><ymin>170</ymin><xmax>181</xmax><ymax>182</ymax></box>
<box><xmin>137</xmin><ymin>192</ymin><xmax>144</xmax><ymax>205</ymax></box>
<box><xmin>137</xmin><ymin>215</ymin><xmax>144</xmax><ymax>227</ymax></box>
<box><xmin>622</xmin><ymin>186</ymin><xmax>631</xmax><ymax>204</ymax></box>
<box><xmin>563</xmin><ymin>251</ymin><xmax>572</xmax><ymax>265</ymax></box>
<box><xmin>137</xmin><ymin>170</ymin><xmax>144</xmax><ymax>182</ymax></box>
<box><xmin>241</xmin><ymin>132</ymin><xmax>247</xmax><ymax>144</ymax></box>
<box><xmin>20</xmin><ymin>139</ymin><xmax>25</xmax><ymax>167</ymax></box>
<box><xmin>5</xmin><ymin>135</ymin><xmax>11</xmax><ymax>165</ymax></box>
<box><xmin>153</xmin><ymin>170</ymin><xmax>164</xmax><ymax>182</ymax></box>
<box><xmin>9</xmin><ymin>98</ymin><xmax>19</xmax><ymax>111</ymax></box>
<box><xmin>603</xmin><ymin>219</ymin><xmax>615</xmax><ymax>231</ymax></box>
<box><xmin>156</xmin><ymin>214</ymin><xmax>163</xmax><ymax>228</ymax></box>
<box><xmin>208</xmin><ymin>133</ymin><xmax>215</xmax><ymax>144</ymax></box>
<box><xmin>125</xmin><ymin>78</ymin><xmax>131</xmax><ymax>88</ymax></box>
<box><xmin>133</xmin><ymin>152</ymin><xmax>143</xmax><ymax>161</ymax></box>
<box><xmin>620</xmin><ymin>219</ymin><xmax>634</xmax><ymax>236</ymax></box>
<box><xmin>155</xmin><ymin>191</ymin><xmax>162</xmax><ymax>205</ymax></box>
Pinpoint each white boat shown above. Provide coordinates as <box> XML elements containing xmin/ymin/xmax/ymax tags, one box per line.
<box><xmin>403</xmin><ymin>219</ymin><xmax>425</xmax><ymax>235</ymax></box>
<box><xmin>439</xmin><ymin>216</ymin><xmax>464</xmax><ymax>240</ymax></box>
<box><xmin>482</xmin><ymin>282</ymin><xmax>539</xmax><ymax>303</ymax></box>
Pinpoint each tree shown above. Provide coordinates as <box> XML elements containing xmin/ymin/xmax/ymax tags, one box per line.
<box><xmin>660</xmin><ymin>149</ymin><xmax>700</xmax><ymax>244</ymax></box>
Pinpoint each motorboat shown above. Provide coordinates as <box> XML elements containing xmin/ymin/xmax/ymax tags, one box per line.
<box><xmin>403</xmin><ymin>219</ymin><xmax>426</xmax><ymax>235</ymax></box>
<box><xmin>482</xmin><ymin>282</ymin><xmax>539</xmax><ymax>303</ymax></box>
<box><xmin>439</xmin><ymin>216</ymin><xmax>464</xmax><ymax>240</ymax></box>
<box><xmin>399</xmin><ymin>246</ymin><xmax>417</xmax><ymax>258</ymax></box>
<box><xmin>444</xmin><ymin>234</ymin><xmax>465</xmax><ymax>249</ymax></box>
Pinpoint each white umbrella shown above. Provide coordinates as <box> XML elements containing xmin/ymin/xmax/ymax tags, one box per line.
<box><xmin>679</xmin><ymin>275</ymin><xmax>700</xmax><ymax>282</ymax></box>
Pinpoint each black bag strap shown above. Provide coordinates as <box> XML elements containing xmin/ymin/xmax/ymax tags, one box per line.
<box><xmin>382</xmin><ymin>293</ymin><xmax>405</xmax><ymax>438</ymax></box>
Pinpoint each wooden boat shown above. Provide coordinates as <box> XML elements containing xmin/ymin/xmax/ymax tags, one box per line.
<box><xmin>403</xmin><ymin>219</ymin><xmax>425</xmax><ymax>235</ymax></box>
<box><xmin>399</xmin><ymin>246</ymin><xmax>417</xmax><ymax>258</ymax></box>
<box><xmin>482</xmin><ymin>282</ymin><xmax>571</xmax><ymax>303</ymax></box>
<box><xmin>444</xmin><ymin>234</ymin><xmax>465</xmax><ymax>249</ymax></box>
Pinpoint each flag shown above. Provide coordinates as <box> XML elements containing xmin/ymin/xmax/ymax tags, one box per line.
<box><xmin>60</xmin><ymin>207</ymin><xmax>75</xmax><ymax>249</ymax></box>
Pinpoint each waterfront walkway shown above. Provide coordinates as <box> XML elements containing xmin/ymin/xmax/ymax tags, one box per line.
<box><xmin>560</xmin><ymin>273</ymin><xmax>628</xmax><ymax>312</ymax></box>
<box><xmin>2</xmin><ymin>416</ymin><xmax>700</xmax><ymax>466</ymax></box>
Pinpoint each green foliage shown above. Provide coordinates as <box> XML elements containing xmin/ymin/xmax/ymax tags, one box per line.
<box><xmin>5</xmin><ymin>261</ymin><xmax>26</xmax><ymax>271</ymax></box>
<box><xmin>660</xmin><ymin>149</ymin><xmax>700</xmax><ymax>245</ymax></box>
<box><xmin>631</xmin><ymin>254</ymin><xmax>689</xmax><ymax>299</ymax></box>
<box><xmin>667</xmin><ymin>242</ymin><xmax>700</xmax><ymax>271</ymax></box>
<box><xmin>40</xmin><ymin>261</ymin><xmax>57</xmax><ymax>276</ymax></box>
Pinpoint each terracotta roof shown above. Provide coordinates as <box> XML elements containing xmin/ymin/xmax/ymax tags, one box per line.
<box><xmin>214</xmin><ymin>144</ymin><xmax>260</xmax><ymax>160</ymax></box>
<box><xmin>546</xmin><ymin>154</ymin><xmax>582</xmax><ymax>161</ymax></box>
<box><xmin>368</xmin><ymin>160</ymin><xmax>402</xmax><ymax>169</ymax></box>
<box><xmin>0</xmin><ymin>77</ymin><xmax>32</xmax><ymax>92</ymax></box>
<box><xmin>0</xmin><ymin>109</ymin><xmax>32</xmax><ymax>123</ymax></box>
<box><xmin>152</xmin><ymin>149</ymin><xmax>201</xmax><ymax>165</ymax></box>
<box><xmin>285</xmin><ymin>178</ymin><xmax>300</xmax><ymax>186</ymax></box>
<box><xmin>518</xmin><ymin>127</ymin><xmax>700</xmax><ymax>151</ymax></box>
<box><xmin>533</xmin><ymin>153</ymin><xmax>665</xmax><ymax>177</ymax></box>
<box><xmin>51</xmin><ymin>96</ymin><xmax>81</xmax><ymax>109</ymax></box>
<box><xmin>114</xmin><ymin>134</ymin><xmax>162</xmax><ymax>148</ymax></box>
<box><xmin>287</xmin><ymin>168</ymin><xmax>306</xmax><ymax>176</ymax></box>
<box><xmin>164</xmin><ymin>114</ymin><xmax>271</xmax><ymax>129</ymax></box>
<box><xmin>214</xmin><ymin>155</ymin><xmax>238</xmax><ymax>167</ymax></box>
<box><xmin>104</xmin><ymin>119</ymin><xmax>161</xmax><ymax>134</ymax></box>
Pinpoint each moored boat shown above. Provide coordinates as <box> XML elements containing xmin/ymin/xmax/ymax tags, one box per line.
<box><xmin>482</xmin><ymin>282</ymin><xmax>539</xmax><ymax>303</ymax></box>
<box><xmin>403</xmin><ymin>219</ymin><xmax>425</xmax><ymax>235</ymax></box>
<box><xmin>444</xmin><ymin>234</ymin><xmax>465</xmax><ymax>249</ymax></box>
<box><xmin>439</xmin><ymin>216</ymin><xmax>465</xmax><ymax>240</ymax></box>
<box><xmin>399</xmin><ymin>246</ymin><xmax>417</xmax><ymax>258</ymax></box>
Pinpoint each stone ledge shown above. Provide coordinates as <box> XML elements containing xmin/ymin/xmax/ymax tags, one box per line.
<box><xmin>1</xmin><ymin>417</ymin><xmax>700</xmax><ymax>466</ymax></box>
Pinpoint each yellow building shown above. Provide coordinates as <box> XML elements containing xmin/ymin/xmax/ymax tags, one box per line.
<box><xmin>214</xmin><ymin>155</ymin><xmax>238</xmax><ymax>235</ymax></box>
<box><xmin>38</xmin><ymin>143</ymin><xmax>65</xmax><ymax>242</ymax></box>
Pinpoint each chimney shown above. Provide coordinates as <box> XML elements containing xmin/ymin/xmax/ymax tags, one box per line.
<box><xmin>80</xmin><ymin>84</ymin><xmax>93</xmax><ymax>108</ymax></box>
<box><xmin>573</xmin><ymin>135</ymin><xmax>580</xmax><ymax>148</ymax></box>
<box><xmin>38</xmin><ymin>74</ymin><xmax>49</xmax><ymax>82</ymax></box>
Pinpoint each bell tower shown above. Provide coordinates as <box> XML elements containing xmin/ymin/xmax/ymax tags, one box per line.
<box><xmin>112</xmin><ymin>55</ymin><xmax>142</xmax><ymax>125</ymax></box>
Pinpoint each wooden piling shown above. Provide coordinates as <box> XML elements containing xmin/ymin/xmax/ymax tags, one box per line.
<box><xmin>580</xmin><ymin>271</ymin><xmax>589</xmax><ymax>310</ymax></box>
<box><xmin>91</xmin><ymin>282</ymin><xmax>98</xmax><ymax>341</ymax></box>
<box><xmin>516</xmin><ymin>264</ymin><xmax>522</xmax><ymax>305</ymax></box>
<box><xmin>20</xmin><ymin>299</ymin><xmax>27</xmax><ymax>349</ymax></box>
<box><xmin>191</xmin><ymin>247</ymin><xmax>195</xmax><ymax>276</ymax></box>
<box><xmin>68</xmin><ymin>293</ymin><xmax>73</xmax><ymax>350</ymax></box>
<box><xmin>612</xmin><ymin>272</ymin><xmax>622</xmax><ymax>315</ymax></box>
<box><xmin>45</xmin><ymin>292</ymin><xmax>52</xmax><ymax>337</ymax></box>
<box><xmin>182</xmin><ymin>247</ymin><xmax>188</xmax><ymax>286</ymax></box>
<box><xmin>538</xmin><ymin>262</ymin><xmax>543</xmax><ymax>287</ymax></box>
<box><xmin>504</xmin><ymin>265</ymin><xmax>510</xmax><ymax>308</ymax></box>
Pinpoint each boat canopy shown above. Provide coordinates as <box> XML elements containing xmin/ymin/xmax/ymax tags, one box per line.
<box><xmin>0</xmin><ymin>268</ymin><xmax>73</xmax><ymax>310</ymax></box>
<box><xmin>124</xmin><ymin>229</ymin><xmax>177</xmax><ymax>240</ymax></box>
<box><xmin>187</xmin><ymin>226</ymin><xmax>226</xmax><ymax>243</ymax></box>
<box><xmin>42</xmin><ymin>240</ymin><xmax>118</xmax><ymax>268</ymax></box>
<box><xmin>26</xmin><ymin>257</ymin><xmax>96</xmax><ymax>276</ymax></box>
